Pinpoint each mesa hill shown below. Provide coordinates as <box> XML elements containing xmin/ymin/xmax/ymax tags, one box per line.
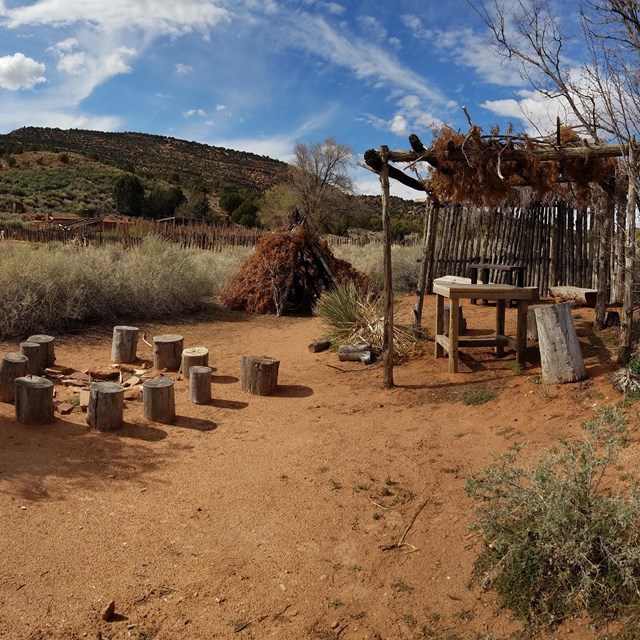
<box><xmin>1</xmin><ymin>127</ymin><xmax>289</xmax><ymax>193</ymax></box>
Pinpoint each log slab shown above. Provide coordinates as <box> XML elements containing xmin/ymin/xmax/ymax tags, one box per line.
<box><xmin>14</xmin><ymin>376</ymin><xmax>55</xmax><ymax>425</ymax></box>
<box><xmin>86</xmin><ymin>381</ymin><xmax>124</xmax><ymax>431</ymax></box>
<box><xmin>0</xmin><ymin>353</ymin><xmax>28</xmax><ymax>402</ymax></box>
<box><xmin>240</xmin><ymin>355</ymin><xmax>279</xmax><ymax>396</ymax></box>
<box><xmin>143</xmin><ymin>376</ymin><xmax>176</xmax><ymax>424</ymax></box>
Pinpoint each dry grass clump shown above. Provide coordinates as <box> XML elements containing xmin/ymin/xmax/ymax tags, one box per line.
<box><xmin>332</xmin><ymin>243</ymin><xmax>422</xmax><ymax>294</ymax></box>
<box><xmin>220</xmin><ymin>226</ymin><xmax>366</xmax><ymax>315</ymax></box>
<box><xmin>314</xmin><ymin>282</ymin><xmax>416</xmax><ymax>357</ymax></box>
<box><xmin>0</xmin><ymin>236</ymin><xmax>222</xmax><ymax>341</ymax></box>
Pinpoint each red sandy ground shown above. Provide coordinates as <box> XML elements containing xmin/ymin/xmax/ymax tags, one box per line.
<box><xmin>0</xmin><ymin>297</ymin><xmax>632</xmax><ymax>640</ymax></box>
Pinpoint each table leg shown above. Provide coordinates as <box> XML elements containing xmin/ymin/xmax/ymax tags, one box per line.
<box><xmin>435</xmin><ymin>294</ymin><xmax>445</xmax><ymax>358</ymax></box>
<box><xmin>470</xmin><ymin>267</ymin><xmax>478</xmax><ymax>304</ymax></box>
<box><xmin>516</xmin><ymin>301</ymin><xmax>528</xmax><ymax>366</ymax></box>
<box><xmin>449</xmin><ymin>298</ymin><xmax>459</xmax><ymax>373</ymax></box>
<box><xmin>481</xmin><ymin>268</ymin><xmax>489</xmax><ymax>304</ymax></box>
<box><xmin>495</xmin><ymin>299</ymin><xmax>506</xmax><ymax>357</ymax></box>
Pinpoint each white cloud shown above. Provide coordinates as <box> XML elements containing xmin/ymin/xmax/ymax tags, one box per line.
<box><xmin>482</xmin><ymin>89</ymin><xmax>582</xmax><ymax>136</ymax></box>
<box><xmin>320</xmin><ymin>2</ymin><xmax>345</xmax><ymax>15</ymax></box>
<box><xmin>388</xmin><ymin>36</ymin><xmax>401</xmax><ymax>50</ymax></box>
<box><xmin>215</xmin><ymin>104</ymin><xmax>227</xmax><ymax>111</ymax></box>
<box><xmin>175</xmin><ymin>63</ymin><xmax>193</xmax><ymax>75</ymax></box>
<box><xmin>0</xmin><ymin>53</ymin><xmax>46</xmax><ymax>91</ymax></box>
<box><xmin>354</xmin><ymin>173</ymin><xmax>423</xmax><ymax>199</ymax></box>
<box><xmin>357</xmin><ymin>15</ymin><xmax>387</xmax><ymax>42</ymax></box>
<box><xmin>184</xmin><ymin>108</ymin><xmax>206</xmax><ymax>118</ymax></box>
<box><xmin>390</xmin><ymin>114</ymin><xmax>409</xmax><ymax>136</ymax></box>
<box><xmin>4</xmin><ymin>0</ymin><xmax>231</xmax><ymax>36</ymax></box>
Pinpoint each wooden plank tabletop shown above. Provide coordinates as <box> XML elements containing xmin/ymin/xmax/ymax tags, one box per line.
<box><xmin>433</xmin><ymin>282</ymin><xmax>539</xmax><ymax>300</ymax></box>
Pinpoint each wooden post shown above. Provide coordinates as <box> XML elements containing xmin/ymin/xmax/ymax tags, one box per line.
<box><xmin>189</xmin><ymin>366</ymin><xmax>212</xmax><ymax>404</ymax></box>
<box><xmin>618</xmin><ymin>140</ymin><xmax>636</xmax><ymax>364</ymax></box>
<box><xmin>19</xmin><ymin>341</ymin><xmax>41</xmax><ymax>375</ymax></box>
<box><xmin>412</xmin><ymin>198</ymin><xmax>434</xmax><ymax>336</ymax></box>
<box><xmin>534</xmin><ymin>302</ymin><xmax>587</xmax><ymax>383</ymax></box>
<box><xmin>143</xmin><ymin>377</ymin><xmax>176</xmax><ymax>424</ymax></box>
<box><xmin>0</xmin><ymin>353</ymin><xmax>28</xmax><ymax>402</ymax></box>
<box><xmin>240</xmin><ymin>355</ymin><xmax>279</xmax><ymax>396</ymax></box>
<box><xmin>152</xmin><ymin>334</ymin><xmax>183</xmax><ymax>371</ymax></box>
<box><xmin>594</xmin><ymin>187</ymin><xmax>614</xmax><ymax>329</ymax></box>
<box><xmin>380</xmin><ymin>145</ymin><xmax>394</xmax><ymax>388</ymax></box>
<box><xmin>86</xmin><ymin>382</ymin><xmax>124</xmax><ymax>431</ymax></box>
<box><xmin>111</xmin><ymin>326</ymin><xmax>139</xmax><ymax>363</ymax></box>
<box><xmin>14</xmin><ymin>376</ymin><xmax>55</xmax><ymax>425</ymax></box>
<box><xmin>26</xmin><ymin>334</ymin><xmax>55</xmax><ymax>369</ymax></box>
<box><xmin>181</xmin><ymin>346</ymin><xmax>209</xmax><ymax>380</ymax></box>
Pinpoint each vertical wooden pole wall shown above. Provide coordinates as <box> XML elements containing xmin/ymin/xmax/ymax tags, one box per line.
<box><xmin>620</xmin><ymin>140</ymin><xmax>636</xmax><ymax>363</ymax></box>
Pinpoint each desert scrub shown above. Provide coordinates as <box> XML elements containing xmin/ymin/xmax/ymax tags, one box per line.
<box><xmin>332</xmin><ymin>243</ymin><xmax>422</xmax><ymax>294</ymax></box>
<box><xmin>465</xmin><ymin>408</ymin><xmax>640</xmax><ymax>630</ymax></box>
<box><xmin>0</xmin><ymin>236</ymin><xmax>222</xmax><ymax>340</ymax></box>
<box><xmin>314</xmin><ymin>282</ymin><xmax>416</xmax><ymax>356</ymax></box>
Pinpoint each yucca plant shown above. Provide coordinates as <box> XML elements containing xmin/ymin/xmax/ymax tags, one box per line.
<box><xmin>314</xmin><ymin>283</ymin><xmax>416</xmax><ymax>356</ymax></box>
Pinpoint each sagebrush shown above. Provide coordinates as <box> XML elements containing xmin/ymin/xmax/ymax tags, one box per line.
<box><xmin>0</xmin><ymin>236</ymin><xmax>243</xmax><ymax>340</ymax></box>
<box><xmin>466</xmin><ymin>406</ymin><xmax>640</xmax><ymax>629</ymax></box>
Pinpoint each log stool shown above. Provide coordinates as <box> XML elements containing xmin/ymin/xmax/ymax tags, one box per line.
<box><xmin>0</xmin><ymin>353</ymin><xmax>28</xmax><ymax>402</ymax></box>
<box><xmin>86</xmin><ymin>382</ymin><xmax>124</xmax><ymax>431</ymax></box>
<box><xmin>181</xmin><ymin>347</ymin><xmax>209</xmax><ymax>380</ymax></box>
<box><xmin>189</xmin><ymin>366</ymin><xmax>212</xmax><ymax>404</ymax></box>
<box><xmin>111</xmin><ymin>326</ymin><xmax>139</xmax><ymax>363</ymax></box>
<box><xmin>152</xmin><ymin>334</ymin><xmax>183</xmax><ymax>371</ymax></box>
<box><xmin>20</xmin><ymin>341</ymin><xmax>41</xmax><ymax>375</ymax></box>
<box><xmin>534</xmin><ymin>302</ymin><xmax>587</xmax><ymax>384</ymax></box>
<box><xmin>14</xmin><ymin>376</ymin><xmax>55</xmax><ymax>425</ymax></box>
<box><xmin>143</xmin><ymin>376</ymin><xmax>176</xmax><ymax>424</ymax></box>
<box><xmin>26</xmin><ymin>334</ymin><xmax>55</xmax><ymax>369</ymax></box>
<box><xmin>240</xmin><ymin>355</ymin><xmax>280</xmax><ymax>396</ymax></box>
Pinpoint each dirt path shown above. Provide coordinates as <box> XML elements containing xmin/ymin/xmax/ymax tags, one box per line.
<box><xmin>0</xmin><ymin>298</ymin><xmax>628</xmax><ymax>639</ymax></box>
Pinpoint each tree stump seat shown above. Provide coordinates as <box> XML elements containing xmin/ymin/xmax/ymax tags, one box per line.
<box><xmin>86</xmin><ymin>381</ymin><xmax>124</xmax><ymax>431</ymax></box>
<box><xmin>189</xmin><ymin>366</ymin><xmax>212</xmax><ymax>404</ymax></box>
<box><xmin>143</xmin><ymin>376</ymin><xmax>176</xmax><ymax>424</ymax></box>
<box><xmin>0</xmin><ymin>353</ymin><xmax>29</xmax><ymax>402</ymax></box>
<box><xmin>111</xmin><ymin>326</ymin><xmax>139</xmax><ymax>364</ymax></box>
<box><xmin>153</xmin><ymin>334</ymin><xmax>183</xmax><ymax>371</ymax></box>
<box><xmin>241</xmin><ymin>355</ymin><xmax>279</xmax><ymax>396</ymax></box>
<box><xmin>181</xmin><ymin>347</ymin><xmax>209</xmax><ymax>380</ymax></box>
<box><xmin>14</xmin><ymin>376</ymin><xmax>55</xmax><ymax>425</ymax></box>
<box><xmin>26</xmin><ymin>334</ymin><xmax>55</xmax><ymax>369</ymax></box>
<box><xmin>19</xmin><ymin>342</ymin><xmax>41</xmax><ymax>375</ymax></box>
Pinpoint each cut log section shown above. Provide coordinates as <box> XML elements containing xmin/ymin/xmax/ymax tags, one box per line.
<box><xmin>241</xmin><ymin>355</ymin><xmax>280</xmax><ymax>396</ymax></box>
<box><xmin>308</xmin><ymin>340</ymin><xmax>332</xmax><ymax>353</ymax></box>
<box><xmin>86</xmin><ymin>381</ymin><xmax>124</xmax><ymax>431</ymax></box>
<box><xmin>0</xmin><ymin>353</ymin><xmax>28</xmax><ymax>402</ymax></box>
<box><xmin>338</xmin><ymin>345</ymin><xmax>374</xmax><ymax>365</ymax></box>
<box><xmin>189</xmin><ymin>366</ymin><xmax>212</xmax><ymax>404</ymax></box>
<box><xmin>181</xmin><ymin>347</ymin><xmax>209</xmax><ymax>380</ymax></box>
<box><xmin>534</xmin><ymin>302</ymin><xmax>587</xmax><ymax>384</ymax></box>
<box><xmin>14</xmin><ymin>376</ymin><xmax>55</xmax><ymax>425</ymax></box>
<box><xmin>26</xmin><ymin>334</ymin><xmax>55</xmax><ymax>368</ymax></box>
<box><xmin>111</xmin><ymin>326</ymin><xmax>139</xmax><ymax>363</ymax></box>
<box><xmin>526</xmin><ymin>303</ymin><xmax>547</xmax><ymax>341</ymax></box>
<box><xmin>19</xmin><ymin>341</ymin><xmax>41</xmax><ymax>375</ymax></box>
<box><xmin>143</xmin><ymin>376</ymin><xmax>176</xmax><ymax>424</ymax></box>
<box><xmin>152</xmin><ymin>334</ymin><xmax>183</xmax><ymax>371</ymax></box>
<box><xmin>549</xmin><ymin>286</ymin><xmax>597</xmax><ymax>307</ymax></box>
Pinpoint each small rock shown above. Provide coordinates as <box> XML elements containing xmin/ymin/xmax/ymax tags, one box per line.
<box><xmin>56</xmin><ymin>402</ymin><xmax>75</xmax><ymax>415</ymax></box>
<box><xmin>124</xmin><ymin>389</ymin><xmax>142</xmax><ymax>401</ymax></box>
<box><xmin>88</xmin><ymin>367</ymin><xmax>119</xmax><ymax>381</ymax></box>
<box><xmin>68</xmin><ymin>371</ymin><xmax>92</xmax><ymax>383</ymax></box>
<box><xmin>123</xmin><ymin>376</ymin><xmax>140</xmax><ymax>388</ymax></box>
<box><xmin>79</xmin><ymin>390</ymin><xmax>90</xmax><ymax>411</ymax></box>
<box><xmin>101</xmin><ymin>600</ymin><xmax>116</xmax><ymax>622</ymax></box>
<box><xmin>331</xmin><ymin>620</ymin><xmax>340</xmax><ymax>629</ymax></box>
<box><xmin>44</xmin><ymin>365</ymin><xmax>74</xmax><ymax>376</ymax></box>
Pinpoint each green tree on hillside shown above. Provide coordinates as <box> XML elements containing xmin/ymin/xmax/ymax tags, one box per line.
<box><xmin>113</xmin><ymin>173</ymin><xmax>144</xmax><ymax>216</ymax></box>
<box><xmin>145</xmin><ymin>184</ymin><xmax>186</xmax><ymax>219</ymax></box>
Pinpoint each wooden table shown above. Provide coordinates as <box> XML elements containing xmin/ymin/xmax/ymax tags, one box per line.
<box><xmin>433</xmin><ymin>281</ymin><xmax>539</xmax><ymax>373</ymax></box>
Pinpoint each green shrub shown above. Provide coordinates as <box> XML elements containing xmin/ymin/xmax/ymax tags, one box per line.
<box><xmin>466</xmin><ymin>408</ymin><xmax>640</xmax><ymax>630</ymax></box>
<box><xmin>462</xmin><ymin>388</ymin><xmax>497</xmax><ymax>405</ymax></box>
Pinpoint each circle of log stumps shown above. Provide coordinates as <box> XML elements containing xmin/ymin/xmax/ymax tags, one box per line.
<box><xmin>0</xmin><ymin>353</ymin><xmax>28</xmax><ymax>402</ymax></box>
<box><xmin>181</xmin><ymin>347</ymin><xmax>209</xmax><ymax>380</ymax></box>
<box><xmin>189</xmin><ymin>366</ymin><xmax>212</xmax><ymax>404</ymax></box>
<box><xmin>153</xmin><ymin>334</ymin><xmax>183</xmax><ymax>371</ymax></box>
<box><xmin>14</xmin><ymin>376</ymin><xmax>55</xmax><ymax>425</ymax></box>
<box><xmin>241</xmin><ymin>355</ymin><xmax>280</xmax><ymax>396</ymax></box>
<box><xmin>20</xmin><ymin>341</ymin><xmax>41</xmax><ymax>375</ymax></box>
<box><xmin>143</xmin><ymin>376</ymin><xmax>176</xmax><ymax>424</ymax></box>
<box><xmin>86</xmin><ymin>382</ymin><xmax>124</xmax><ymax>432</ymax></box>
<box><xmin>26</xmin><ymin>334</ymin><xmax>56</xmax><ymax>370</ymax></box>
<box><xmin>111</xmin><ymin>326</ymin><xmax>139</xmax><ymax>364</ymax></box>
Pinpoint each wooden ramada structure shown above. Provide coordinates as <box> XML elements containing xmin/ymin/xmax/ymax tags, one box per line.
<box><xmin>363</xmin><ymin>124</ymin><xmax>636</xmax><ymax>387</ymax></box>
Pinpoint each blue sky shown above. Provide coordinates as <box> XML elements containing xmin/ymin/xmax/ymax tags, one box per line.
<box><xmin>0</xmin><ymin>0</ymin><xmax>583</xmax><ymax>197</ymax></box>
